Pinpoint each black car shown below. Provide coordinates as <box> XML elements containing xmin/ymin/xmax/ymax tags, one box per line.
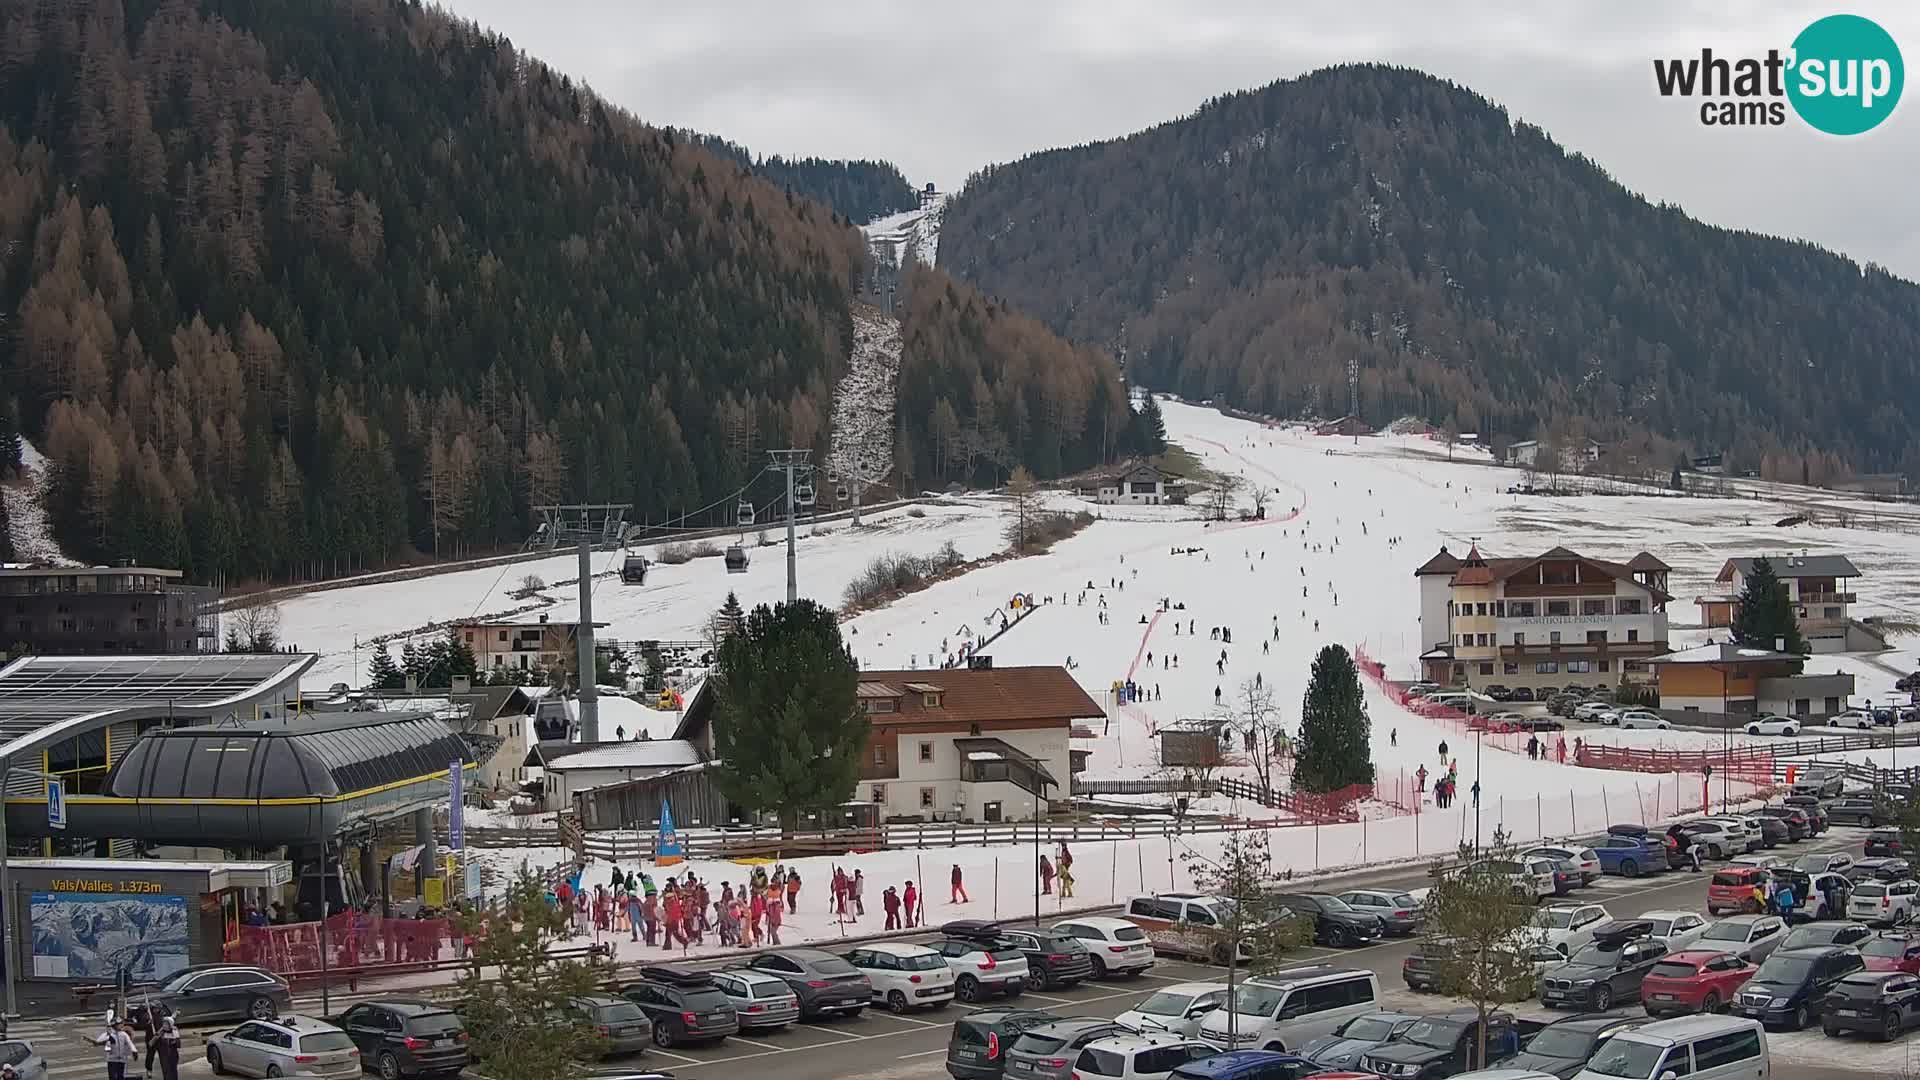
<box><xmin>1520</xmin><ymin>717</ymin><xmax>1566</xmax><ymax>732</ymax></box>
<box><xmin>945</xmin><ymin>1008</ymin><xmax>1060</xmax><ymax>1080</ymax></box>
<box><xmin>997</xmin><ymin>929</ymin><xmax>1095</xmax><ymax>991</ymax></box>
<box><xmin>1484</xmin><ymin>685</ymin><xmax>1513</xmax><ymax>701</ymax></box>
<box><xmin>1828</xmin><ymin>797</ymin><xmax>1887</xmax><ymax>828</ymax></box>
<box><xmin>1755</xmin><ymin>807</ymin><xmax>1812</xmax><ymax>841</ymax></box>
<box><xmin>1749</xmin><ymin>816</ymin><xmax>1791</xmax><ymax>848</ymax></box>
<box><xmin>1782</xmin><ymin>796</ymin><xmax>1830</xmax><ymax>834</ymax></box>
<box><xmin>1503</xmin><ymin>1013</ymin><xmax>1647</xmax><ymax>1080</ymax></box>
<box><xmin>748</xmin><ymin>948</ymin><xmax>871</xmax><ymax>1018</ymax></box>
<box><xmin>1733</xmin><ymin>945</ymin><xmax>1867</xmax><ymax>1029</ymax></box>
<box><xmin>1402</xmin><ymin>941</ymin><xmax>1446</xmax><ymax>992</ymax></box>
<box><xmin>1850</xmin><ymin>857</ymin><xmax>1913</xmax><ymax>883</ymax></box>
<box><xmin>1540</xmin><ymin>923</ymin><xmax>1668</xmax><ymax>1011</ymax></box>
<box><xmin>1821</xmin><ymin>971</ymin><xmax>1920</xmax><ymax>1040</ymax></box>
<box><xmin>1781</xmin><ymin>923</ymin><xmax>1873</xmax><ymax>951</ymax></box>
<box><xmin>1865</xmin><ymin>829</ymin><xmax>1906</xmax><ymax>857</ymax></box>
<box><xmin>1267</xmin><ymin>893</ymin><xmax>1384</xmax><ymax>948</ymax></box>
<box><xmin>1358</xmin><ymin>1011</ymin><xmax>1522</xmax><ymax>1079</ymax></box>
<box><xmin>333</xmin><ymin>999</ymin><xmax>470</xmax><ymax>1079</ymax></box>
<box><xmin>128</xmin><ymin>965</ymin><xmax>293</xmax><ymax>1025</ymax></box>
<box><xmin>620</xmin><ymin>965</ymin><xmax>740</xmax><ymax>1049</ymax></box>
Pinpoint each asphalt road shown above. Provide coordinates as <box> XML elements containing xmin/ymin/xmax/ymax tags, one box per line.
<box><xmin>9</xmin><ymin>825</ymin><xmax>1900</xmax><ymax>1080</ymax></box>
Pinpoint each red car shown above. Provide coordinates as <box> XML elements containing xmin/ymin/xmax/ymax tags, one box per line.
<box><xmin>1861</xmin><ymin>933</ymin><xmax>1920</xmax><ymax>974</ymax></box>
<box><xmin>1706</xmin><ymin>866</ymin><xmax>1769</xmax><ymax>916</ymax></box>
<box><xmin>1639</xmin><ymin>949</ymin><xmax>1758</xmax><ymax>1017</ymax></box>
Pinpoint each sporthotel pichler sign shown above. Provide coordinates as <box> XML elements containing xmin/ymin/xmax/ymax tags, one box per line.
<box><xmin>48</xmin><ymin>879</ymin><xmax>167</xmax><ymax>894</ymax></box>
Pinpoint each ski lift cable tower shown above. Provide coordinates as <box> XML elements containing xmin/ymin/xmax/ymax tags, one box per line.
<box><xmin>765</xmin><ymin>449</ymin><xmax>815</xmax><ymax>605</ymax></box>
<box><xmin>524</xmin><ymin>503</ymin><xmax>632</xmax><ymax>552</ymax></box>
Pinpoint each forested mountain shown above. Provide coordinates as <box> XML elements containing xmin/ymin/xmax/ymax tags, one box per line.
<box><xmin>941</xmin><ymin>64</ymin><xmax>1920</xmax><ymax>480</ymax></box>
<box><xmin>679</xmin><ymin>133</ymin><xmax>919</xmax><ymax>224</ymax></box>
<box><xmin>0</xmin><ymin>0</ymin><xmax>1118</xmax><ymax>585</ymax></box>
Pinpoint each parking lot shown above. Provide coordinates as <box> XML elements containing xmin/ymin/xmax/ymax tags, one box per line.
<box><xmin>7</xmin><ymin>824</ymin><xmax>1910</xmax><ymax>1080</ymax></box>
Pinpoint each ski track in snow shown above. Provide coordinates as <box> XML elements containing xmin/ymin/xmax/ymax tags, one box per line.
<box><xmin>826</xmin><ymin>305</ymin><xmax>900</xmax><ymax>495</ymax></box>
<box><xmin>2</xmin><ymin>439</ymin><xmax>80</xmax><ymax>566</ymax></box>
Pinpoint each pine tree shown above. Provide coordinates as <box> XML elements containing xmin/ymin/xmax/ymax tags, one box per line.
<box><xmin>400</xmin><ymin>640</ymin><xmax>425</xmax><ymax>686</ymax></box>
<box><xmin>1730</xmin><ymin>556</ymin><xmax>1809</xmax><ymax>656</ymax></box>
<box><xmin>1133</xmin><ymin>394</ymin><xmax>1168</xmax><ymax>455</ymax></box>
<box><xmin>1295</xmin><ymin>643</ymin><xmax>1374</xmax><ymax>792</ymax></box>
<box><xmin>709</xmin><ymin>599</ymin><xmax>867</xmax><ymax>828</ymax></box>
<box><xmin>640</xmin><ymin>640</ymin><xmax>666</xmax><ymax>693</ymax></box>
<box><xmin>0</xmin><ymin>486</ymin><xmax>12</xmax><ymax>561</ymax></box>
<box><xmin>367</xmin><ymin>644</ymin><xmax>402</xmax><ymax>690</ymax></box>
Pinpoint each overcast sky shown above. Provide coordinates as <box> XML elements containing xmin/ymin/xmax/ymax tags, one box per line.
<box><xmin>440</xmin><ymin>0</ymin><xmax>1920</xmax><ymax>280</ymax></box>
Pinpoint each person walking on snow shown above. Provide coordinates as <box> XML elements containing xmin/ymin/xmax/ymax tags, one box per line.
<box><xmin>764</xmin><ymin>885</ymin><xmax>784</xmax><ymax>945</ymax></box>
<box><xmin>951</xmin><ymin>864</ymin><xmax>970</xmax><ymax>903</ymax></box>
<box><xmin>852</xmin><ymin>869</ymin><xmax>866</xmax><ymax>916</ymax></box>
<box><xmin>904</xmin><ymin>880</ymin><xmax>920</xmax><ymax>927</ymax></box>
<box><xmin>1390</xmin><ymin>728</ymin><xmax>1397</xmax><ymax>747</ymax></box>
<box><xmin>883</xmin><ymin>886</ymin><xmax>902</xmax><ymax>930</ymax></box>
<box><xmin>786</xmin><ymin>869</ymin><xmax>802</xmax><ymax>912</ymax></box>
<box><xmin>1040</xmin><ymin>855</ymin><xmax>1054</xmax><ymax>895</ymax></box>
<box><xmin>1057</xmin><ymin>844</ymin><xmax>1076</xmax><ymax>898</ymax></box>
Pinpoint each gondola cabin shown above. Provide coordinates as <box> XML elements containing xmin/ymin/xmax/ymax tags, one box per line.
<box><xmin>794</xmin><ymin>481</ymin><xmax>816</xmax><ymax>508</ymax></box>
<box><xmin>736</xmin><ymin>500</ymin><xmax>756</xmax><ymax>528</ymax></box>
<box><xmin>620</xmin><ymin>554</ymin><xmax>649</xmax><ymax>585</ymax></box>
<box><xmin>724</xmin><ymin>545</ymin><xmax>749</xmax><ymax>573</ymax></box>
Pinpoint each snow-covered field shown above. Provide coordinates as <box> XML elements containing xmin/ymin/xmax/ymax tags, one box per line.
<box><xmin>863</xmin><ymin>193</ymin><xmax>945</xmax><ymax>267</ymax></box>
<box><xmin>825</xmin><ymin>305</ymin><xmax>900</xmax><ymax>496</ymax></box>
<box><xmin>2</xmin><ymin>439</ymin><xmax>77</xmax><ymax>565</ymax></box>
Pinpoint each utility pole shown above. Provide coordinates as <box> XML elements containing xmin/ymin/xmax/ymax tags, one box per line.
<box><xmin>576</xmin><ymin>540</ymin><xmax>599</xmax><ymax>742</ymax></box>
<box><xmin>765</xmin><ymin>450</ymin><xmax>813</xmax><ymax>606</ymax></box>
<box><xmin>1347</xmin><ymin>357</ymin><xmax>1359</xmax><ymax>446</ymax></box>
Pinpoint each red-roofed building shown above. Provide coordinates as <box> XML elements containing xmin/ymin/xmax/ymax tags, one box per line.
<box><xmin>1414</xmin><ymin>545</ymin><xmax>1672</xmax><ymax>693</ymax></box>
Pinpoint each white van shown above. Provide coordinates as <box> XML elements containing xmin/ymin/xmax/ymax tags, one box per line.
<box><xmin>1194</xmin><ymin>965</ymin><xmax>1380</xmax><ymax>1052</ymax></box>
<box><xmin>1571</xmin><ymin>1014</ymin><xmax>1766</xmax><ymax>1080</ymax></box>
<box><xmin>1124</xmin><ymin>894</ymin><xmax>1256</xmax><ymax>962</ymax></box>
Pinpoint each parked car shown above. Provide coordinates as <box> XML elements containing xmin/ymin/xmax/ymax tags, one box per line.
<box><xmin>1529</xmin><ymin>904</ymin><xmax>1613</xmax><ymax>957</ymax></box>
<box><xmin>1068</xmin><ymin>1034</ymin><xmax>1218</xmax><ymax>1080</ymax></box>
<box><xmin>1782</xmin><ymin>795</ymin><xmax>1830</xmax><ymax>833</ymax></box>
<box><xmin>1745</xmin><ymin>715</ymin><xmax>1801</xmax><ymax>737</ymax></box>
<box><xmin>1865</xmin><ymin>829</ymin><xmax>1906</xmax><ymax>857</ymax></box>
<box><xmin>1051</xmin><ymin>917</ymin><xmax>1156</xmax><ymax>979</ymax></box>
<box><xmin>1796</xmin><ymin>851</ymin><xmax>1856</xmax><ymax>876</ymax></box>
<box><xmin>1402</xmin><ymin>940</ymin><xmax>1448</xmax><ymax>992</ymax></box>
<box><xmin>1706</xmin><ymin>867</ymin><xmax>1773</xmax><ymax>915</ymax></box>
<box><xmin>708</xmin><ymin>968</ymin><xmax>801</xmax><ymax>1031</ymax></box>
<box><xmin>1742</xmin><ymin>815</ymin><xmax>1790</xmax><ymax>848</ymax></box>
<box><xmin>1335</xmin><ymin>889</ymin><xmax>1425</xmax><ymax>936</ymax></box>
<box><xmin>0</xmin><ymin>1039</ymin><xmax>46</xmax><ymax>1080</ymax></box>
<box><xmin>998</xmin><ymin>928</ymin><xmax>1096</xmax><ymax>991</ymax></box>
<box><xmin>1848</xmin><ymin>857</ymin><xmax>1911</xmax><ymax>883</ymax></box>
<box><xmin>1484</xmin><ymin>685</ymin><xmax>1513</xmax><ymax>701</ymax></box>
<box><xmin>1835</xmin><ymin>710</ymin><xmax>1876</xmax><ymax>730</ymax></box>
<box><xmin>1780</xmin><ymin>923</ymin><xmax>1873</xmax><ymax>951</ymax></box>
<box><xmin>1299</xmin><ymin>1011</ymin><xmax>1420</xmax><ymax>1071</ymax></box>
<box><xmin>1265</xmin><ymin>893</ymin><xmax>1384</xmax><ymax>948</ymax></box>
<box><xmin>1572</xmin><ymin>1015</ymin><xmax>1768</xmax><ymax>1080</ymax></box>
<box><xmin>1510</xmin><ymin>687</ymin><xmax>1538</xmax><ymax>703</ymax></box>
<box><xmin>1358</xmin><ymin>1010</ymin><xmax>1523</xmax><ymax>1080</ymax></box>
<box><xmin>1123</xmin><ymin>894</ymin><xmax>1261</xmax><ymax>963</ymax></box>
<box><xmin>1669</xmin><ymin>821</ymin><xmax>1737</xmax><ymax>862</ymax></box>
<box><xmin>933</xmin><ymin>922</ymin><xmax>1032</xmax><ymax>1002</ymax></box>
<box><xmin>205</xmin><ymin>1015</ymin><xmax>360</xmax><ymax>1080</ymax></box>
<box><xmin>331</xmin><ymin>999</ymin><xmax>469</xmax><ymax>1079</ymax></box>
<box><xmin>1724</xmin><ymin>855</ymin><xmax>1789</xmax><ymax>872</ymax></box>
<box><xmin>1698</xmin><ymin>817</ymin><xmax>1763</xmax><ymax>854</ymax></box>
<box><xmin>1113</xmin><ymin>983</ymin><xmax>1229</xmax><ymax>1039</ymax></box>
<box><xmin>945</xmin><ymin>1008</ymin><xmax>1060</xmax><ymax>1080</ymax></box>
<box><xmin>1754</xmin><ymin>806</ymin><xmax>1812</xmax><ymax>841</ymax></box>
<box><xmin>842</xmin><ymin>943</ymin><xmax>956</xmax><ymax>1013</ymax></box>
<box><xmin>1521</xmin><ymin>717</ymin><xmax>1567</xmax><ymax>733</ymax></box>
<box><xmin>1195</xmin><ymin>967</ymin><xmax>1379</xmax><ymax>1053</ymax></box>
<box><xmin>747</xmin><ymin>947</ymin><xmax>871</xmax><ymax>1018</ymax></box>
<box><xmin>1862</xmin><ymin>933</ymin><xmax>1920</xmax><ymax>975</ymax></box>
<box><xmin>563</xmin><ymin>994</ymin><xmax>655</xmax><ymax>1057</ymax></box>
<box><xmin>1638</xmin><ymin>911</ymin><xmax>1710</xmax><ymax>953</ymax></box>
<box><xmin>1771</xmin><ymin>868</ymin><xmax>1855</xmax><ymax>921</ymax></box>
<box><xmin>1524</xmin><ymin>847</ymin><xmax>1602</xmax><ymax>886</ymax></box>
<box><xmin>1447</xmin><ymin>858</ymin><xmax>1558</xmax><ymax>903</ymax></box>
<box><xmin>1618</xmin><ymin>711</ymin><xmax>1669</xmax><ymax>730</ymax></box>
<box><xmin>1005</xmin><ymin>1017</ymin><xmax>1141</xmax><ymax>1080</ymax></box>
<box><xmin>1591</xmin><ymin>834</ymin><xmax>1665</xmax><ymax>878</ymax></box>
<box><xmin>130</xmin><ymin>965</ymin><xmax>293</xmax><ymax>1025</ymax></box>
<box><xmin>1791</xmin><ymin>767</ymin><xmax>1847</xmax><ymax>799</ymax></box>
<box><xmin>1503</xmin><ymin>1013</ymin><xmax>1648</xmax><ymax>1078</ymax></box>
<box><xmin>1641</xmin><ymin>950</ymin><xmax>1759</xmax><ymax>1018</ymax></box>
<box><xmin>1819</xmin><ymin>971</ymin><xmax>1920</xmax><ymax>1040</ymax></box>
<box><xmin>1540</xmin><ymin>922</ymin><xmax>1668</xmax><ymax>1011</ymax></box>
<box><xmin>1696</xmin><ymin>915</ymin><xmax>1787</xmax><ymax>963</ymax></box>
<box><xmin>1847</xmin><ymin>879</ymin><xmax>1920</xmax><ymax>927</ymax></box>
<box><xmin>1573</xmin><ymin>702</ymin><xmax>1614</xmax><ymax>723</ymax></box>
<box><xmin>1732</xmin><ymin>944</ymin><xmax>1866</xmax><ymax>1029</ymax></box>
<box><xmin>1165</xmin><ymin>1050</ymin><xmax>1331</xmax><ymax>1080</ymax></box>
<box><xmin>1826</xmin><ymin>797</ymin><xmax>1886</xmax><ymax>828</ymax></box>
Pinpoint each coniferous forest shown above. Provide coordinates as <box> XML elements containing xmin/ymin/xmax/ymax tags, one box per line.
<box><xmin>940</xmin><ymin>64</ymin><xmax>1920</xmax><ymax>481</ymax></box>
<box><xmin>677</xmin><ymin>133</ymin><xmax>919</xmax><ymax>224</ymax></box>
<box><xmin>0</xmin><ymin>0</ymin><xmax>1119</xmax><ymax>584</ymax></box>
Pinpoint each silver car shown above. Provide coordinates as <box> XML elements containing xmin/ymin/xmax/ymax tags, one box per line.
<box><xmin>1336</xmin><ymin>889</ymin><xmax>1425</xmax><ymax>935</ymax></box>
<box><xmin>206</xmin><ymin>1015</ymin><xmax>361</xmax><ymax>1079</ymax></box>
<box><xmin>710</xmin><ymin>968</ymin><xmax>801</xmax><ymax>1031</ymax></box>
<box><xmin>1</xmin><ymin>1039</ymin><xmax>49</xmax><ymax>1080</ymax></box>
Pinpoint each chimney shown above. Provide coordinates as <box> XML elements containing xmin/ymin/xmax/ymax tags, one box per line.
<box><xmin>451</xmin><ymin>674</ymin><xmax>471</xmax><ymax>695</ymax></box>
<box><xmin>539</xmin><ymin>613</ymin><xmax>549</xmax><ymax>624</ymax></box>
<box><xmin>405</xmin><ymin>674</ymin><xmax>418</xmax><ymax>693</ymax></box>
<box><xmin>1775</xmin><ymin>637</ymin><xmax>1785</xmax><ymax>652</ymax></box>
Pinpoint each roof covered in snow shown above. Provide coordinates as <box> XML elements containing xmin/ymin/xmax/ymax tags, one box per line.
<box><xmin>531</xmin><ymin>738</ymin><xmax>701</xmax><ymax>771</ymax></box>
<box><xmin>1646</xmin><ymin>642</ymin><xmax>1806</xmax><ymax>665</ymax></box>
<box><xmin>1717</xmin><ymin>555</ymin><xmax>1861</xmax><ymax>581</ymax></box>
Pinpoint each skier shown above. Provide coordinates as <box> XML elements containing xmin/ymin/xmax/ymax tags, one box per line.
<box><xmin>1390</xmin><ymin>728</ymin><xmax>1397</xmax><ymax>747</ymax></box>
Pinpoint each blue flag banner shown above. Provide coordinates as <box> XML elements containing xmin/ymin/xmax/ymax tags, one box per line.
<box><xmin>656</xmin><ymin>796</ymin><xmax>684</xmax><ymax>866</ymax></box>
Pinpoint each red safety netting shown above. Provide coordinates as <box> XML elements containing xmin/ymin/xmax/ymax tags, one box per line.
<box><xmin>225</xmin><ymin>911</ymin><xmax>455</xmax><ymax>976</ymax></box>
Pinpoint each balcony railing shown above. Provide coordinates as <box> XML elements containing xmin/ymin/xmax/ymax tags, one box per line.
<box><xmin>1499</xmin><ymin>641</ymin><xmax>1665</xmax><ymax>658</ymax></box>
<box><xmin>1796</xmin><ymin>591</ymin><xmax>1856</xmax><ymax>605</ymax></box>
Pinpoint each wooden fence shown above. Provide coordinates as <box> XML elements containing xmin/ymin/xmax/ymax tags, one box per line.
<box><xmin>553</xmin><ymin>817</ymin><xmax>1264</xmax><ymax>864</ymax></box>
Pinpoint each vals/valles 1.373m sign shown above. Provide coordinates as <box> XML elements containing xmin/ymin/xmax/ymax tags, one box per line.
<box><xmin>1653</xmin><ymin>14</ymin><xmax>1904</xmax><ymax>134</ymax></box>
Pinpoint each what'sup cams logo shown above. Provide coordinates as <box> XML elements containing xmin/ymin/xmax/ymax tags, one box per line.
<box><xmin>1653</xmin><ymin>13</ymin><xmax>1903</xmax><ymax>134</ymax></box>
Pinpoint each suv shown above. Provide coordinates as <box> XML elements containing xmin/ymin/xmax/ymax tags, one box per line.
<box><xmin>747</xmin><ymin>948</ymin><xmax>871</xmax><ymax>1018</ymax></box>
<box><xmin>1865</xmin><ymin>829</ymin><xmax>1906</xmax><ymax>857</ymax></box>
<box><xmin>1848</xmin><ymin>879</ymin><xmax>1920</xmax><ymax>927</ymax></box>
<box><xmin>333</xmin><ymin>999</ymin><xmax>470</xmax><ymax>1078</ymax></box>
<box><xmin>1505</xmin><ymin>1013</ymin><xmax>1647</xmax><ymax>1078</ymax></box>
<box><xmin>1820</xmin><ymin>971</ymin><xmax>1920</xmax><ymax>1040</ymax></box>
<box><xmin>998</xmin><ymin>927</ymin><xmax>1096</xmax><ymax>991</ymax></box>
<box><xmin>945</xmin><ymin>1008</ymin><xmax>1059</xmax><ymax>1080</ymax></box>
<box><xmin>563</xmin><ymin>994</ymin><xmax>653</xmax><ymax>1057</ymax></box>
<box><xmin>1670</xmin><ymin>820</ymin><xmax>1737</xmax><ymax>861</ymax></box>
<box><xmin>1792</xmin><ymin>767</ymin><xmax>1846</xmax><ymax>798</ymax></box>
<box><xmin>1641</xmin><ymin>950</ymin><xmax>1758</xmax><ymax>1018</ymax></box>
<box><xmin>1070</xmin><ymin>1034</ymin><xmax>1218</xmax><ymax>1080</ymax></box>
<box><xmin>205</xmin><ymin>1014</ymin><xmax>360</xmax><ymax>1080</ymax></box>
<box><xmin>1540</xmin><ymin>921</ymin><xmax>1668</xmax><ymax>1011</ymax></box>
<box><xmin>708</xmin><ymin>968</ymin><xmax>800</xmax><ymax>1031</ymax></box>
<box><xmin>933</xmin><ymin>921</ymin><xmax>1032</xmax><ymax>1002</ymax></box>
<box><xmin>1754</xmin><ymin>806</ymin><xmax>1812</xmax><ymax>841</ymax></box>
<box><xmin>1004</xmin><ymin>1018</ymin><xmax>1140</xmax><ymax>1080</ymax></box>
<box><xmin>1334</xmin><ymin>889</ymin><xmax>1424</xmax><ymax>936</ymax></box>
<box><xmin>1265</xmin><ymin>893</ymin><xmax>1383</xmax><ymax>948</ymax></box>
<box><xmin>1734</xmin><ymin>944</ymin><xmax>1866</xmax><ymax>1029</ymax></box>
<box><xmin>1359</xmin><ymin>1010</ymin><xmax>1523</xmax><ymax>1079</ymax></box>
<box><xmin>619</xmin><ymin>965</ymin><xmax>739</xmax><ymax>1048</ymax></box>
<box><xmin>1575</xmin><ymin>1015</ymin><xmax>1767</xmax><ymax>1080</ymax></box>
<box><xmin>1696</xmin><ymin>914</ymin><xmax>1787</xmax><ymax>963</ymax></box>
<box><xmin>1124</xmin><ymin>894</ymin><xmax>1254</xmax><ymax>963</ymax></box>
<box><xmin>1195</xmin><ymin>966</ymin><xmax>1379</xmax><ymax>1052</ymax></box>
<box><xmin>1051</xmin><ymin>917</ymin><xmax>1155</xmax><ymax>978</ymax></box>
<box><xmin>1781</xmin><ymin>795</ymin><xmax>1829</xmax><ymax>833</ymax></box>
<box><xmin>1828</xmin><ymin>796</ymin><xmax>1886</xmax><ymax>828</ymax></box>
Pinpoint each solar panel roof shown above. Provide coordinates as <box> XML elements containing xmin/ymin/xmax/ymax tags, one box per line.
<box><xmin>0</xmin><ymin>653</ymin><xmax>313</xmax><ymax>757</ymax></box>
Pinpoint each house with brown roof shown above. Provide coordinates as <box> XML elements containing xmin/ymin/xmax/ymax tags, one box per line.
<box><xmin>1414</xmin><ymin>544</ymin><xmax>1672</xmax><ymax>694</ymax></box>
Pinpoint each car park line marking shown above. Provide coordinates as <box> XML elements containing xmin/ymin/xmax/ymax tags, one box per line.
<box><xmin>644</xmin><ymin>1047</ymin><xmax>705</xmax><ymax>1063</ymax></box>
<box><xmin>1017</xmin><ymin>991</ymin><xmax>1077</xmax><ymax>1003</ymax></box>
<box><xmin>876</xmin><ymin>1013</ymin><xmax>944</xmax><ymax>1027</ymax></box>
<box><xmin>896</xmin><ymin>1048</ymin><xmax>948</xmax><ymax>1059</ymax></box>
<box><xmin>725</xmin><ymin>1036</ymin><xmax>787</xmax><ymax>1050</ymax></box>
<box><xmin>796</xmin><ymin>1023</ymin><xmax>876</xmax><ymax>1040</ymax></box>
<box><xmin>668</xmin><ymin>1023</ymin><xmax>945</xmax><ymax>1070</ymax></box>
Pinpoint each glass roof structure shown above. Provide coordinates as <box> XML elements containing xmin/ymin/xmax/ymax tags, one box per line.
<box><xmin>108</xmin><ymin>714</ymin><xmax>475</xmax><ymax>801</ymax></box>
<box><xmin>0</xmin><ymin>653</ymin><xmax>312</xmax><ymax>761</ymax></box>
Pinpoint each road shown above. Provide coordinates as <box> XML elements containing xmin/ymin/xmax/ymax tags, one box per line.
<box><xmin>8</xmin><ymin>826</ymin><xmax>1903</xmax><ymax>1080</ymax></box>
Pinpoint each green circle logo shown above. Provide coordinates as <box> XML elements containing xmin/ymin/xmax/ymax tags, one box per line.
<box><xmin>1787</xmin><ymin>14</ymin><xmax>1904</xmax><ymax>135</ymax></box>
